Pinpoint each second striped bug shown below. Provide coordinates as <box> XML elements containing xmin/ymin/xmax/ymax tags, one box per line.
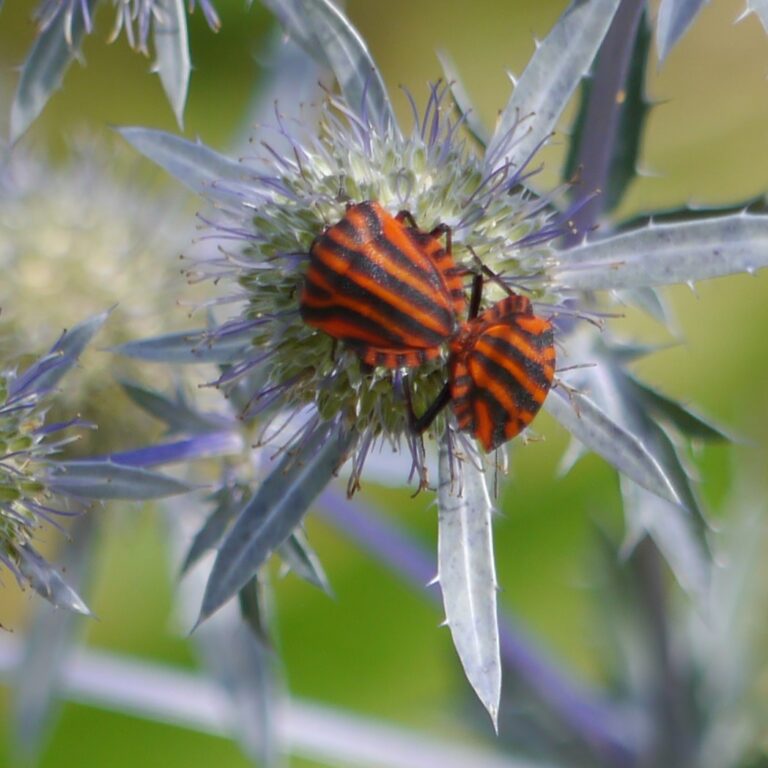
<box><xmin>406</xmin><ymin>273</ymin><xmax>555</xmax><ymax>452</ymax></box>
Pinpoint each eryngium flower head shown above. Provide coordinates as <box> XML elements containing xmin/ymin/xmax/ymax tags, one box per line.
<box><xmin>0</xmin><ymin>141</ymin><xmax>188</xmax><ymax>350</ymax></box>
<box><xmin>165</xmin><ymin>84</ymin><xmax>570</xmax><ymax>488</ymax></box>
<box><xmin>0</xmin><ymin>314</ymin><xmax>201</xmax><ymax>616</ymax></box>
<box><xmin>0</xmin><ymin>324</ymin><xmax>96</xmax><ymax>615</ymax></box>
<box><xmin>0</xmin><ymin>140</ymin><xmax>196</xmax><ymax>449</ymax></box>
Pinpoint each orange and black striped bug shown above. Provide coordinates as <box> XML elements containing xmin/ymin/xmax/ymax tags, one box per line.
<box><xmin>450</xmin><ymin>286</ymin><xmax>555</xmax><ymax>451</ymax></box>
<box><xmin>300</xmin><ymin>200</ymin><xmax>465</xmax><ymax>368</ymax></box>
<box><xmin>403</xmin><ymin>272</ymin><xmax>555</xmax><ymax>452</ymax></box>
<box><xmin>299</xmin><ymin>201</ymin><xmax>556</xmax><ymax>452</ymax></box>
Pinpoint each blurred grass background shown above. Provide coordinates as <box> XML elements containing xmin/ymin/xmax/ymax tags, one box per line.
<box><xmin>1</xmin><ymin>0</ymin><xmax>767</xmax><ymax>765</ymax></box>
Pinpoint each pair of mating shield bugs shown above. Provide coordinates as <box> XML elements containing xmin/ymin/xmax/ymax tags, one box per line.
<box><xmin>300</xmin><ymin>201</ymin><xmax>555</xmax><ymax>452</ymax></box>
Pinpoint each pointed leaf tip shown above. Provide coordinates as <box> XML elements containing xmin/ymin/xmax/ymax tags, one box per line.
<box><xmin>626</xmin><ymin>376</ymin><xmax>734</xmax><ymax>443</ymax></box>
<box><xmin>188</xmin><ymin>615</ymin><xmax>204</xmax><ymax>636</ymax></box>
<box><xmin>116</xmin><ymin>128</ymin><xmax>246</xmax><ymax>208</ymax></box>
<box><xmin>437</xmin><ymin>51</ymin><xmax>490</xmax><ymax>148</ymax></box>
<box><xmin>656</xmin><ymin>0</ymin><xmax>708</xmax><ymax>63</ymax></box>
<box><xmin>545</xmin><ymin>388</ymin><xmax>682</xmax><ymax>509</ymax></box>
<box><xmin>153</xmin><ymin>0</ymin><xmax>191</xmax><ymax>127</ymax></box>
<box><xmin>278</xmin><ymin>530</ymin><xmax>333</xmax><ymax>595</ymax></box>
<box><xmin>437</xmin><ymin>433</ymin><xmax>501</xmax><ymax>728</ymax></box>
<box><xmin>17</xmin><ymin>544</ymin><xmax>93</xmax><ymax>615</ymax></box>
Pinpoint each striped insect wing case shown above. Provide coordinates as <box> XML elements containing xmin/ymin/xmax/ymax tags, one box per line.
<box><xmin>449</xmin><ymin>294</ymin><xmax>555</xmax><ymax>451</ymax></box>
<box><xmin>300</xmin><ymin>201</ymin><xmax>465</xmax><ymax>368</ymax></box>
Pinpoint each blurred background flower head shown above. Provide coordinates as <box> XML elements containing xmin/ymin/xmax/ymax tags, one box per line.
<box><xmin>0</xmin><ymin>135</ymin><xmax>198</xmax><ymax>451</ymax></box>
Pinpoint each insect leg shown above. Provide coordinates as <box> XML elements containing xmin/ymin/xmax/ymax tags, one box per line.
<box><xmin>468</xmin><ymin>271</ymin><xmax>483</xmax><ymax>320</ymax></box>
<box><xmin>429</xmin><ymin>222</ymin><xmax>452</xmax><ymax>258</ymax></box>
<box><xmin>395</xmin><ymin>209</ymin><xmax>418</xmax><ymax>228</ymax></box>
<box><xmin>407</xmin><ymin>380</ymin><xmax>452</xmax><ymax>434</ymax></box>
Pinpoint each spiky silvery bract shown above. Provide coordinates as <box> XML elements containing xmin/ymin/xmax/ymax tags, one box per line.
<box><xmin>193</xmin><ymin>85</ymin><xmax>567</xmax><ymax>480</ymax></box>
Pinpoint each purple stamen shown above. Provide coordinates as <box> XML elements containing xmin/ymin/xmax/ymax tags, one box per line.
<box><xmin>34</xmin><ymin>418</ymin><xmax>93</xmax><ymax>436</ymax></box>
<box><xmin>213</xmin><ymin>350</ymin><xmax>276</xmax><ymax>387</ymax></box>
<box><xmin>400</xmin><ymin>85</ymin><xmax>421</xmax><ymax>133</ymax></box>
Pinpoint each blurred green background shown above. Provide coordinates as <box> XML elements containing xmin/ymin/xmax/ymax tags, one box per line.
<box><xmin>1</xmin><ymin>0</ymin><xmax>768</xmax><ymax>765</ymax></box>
